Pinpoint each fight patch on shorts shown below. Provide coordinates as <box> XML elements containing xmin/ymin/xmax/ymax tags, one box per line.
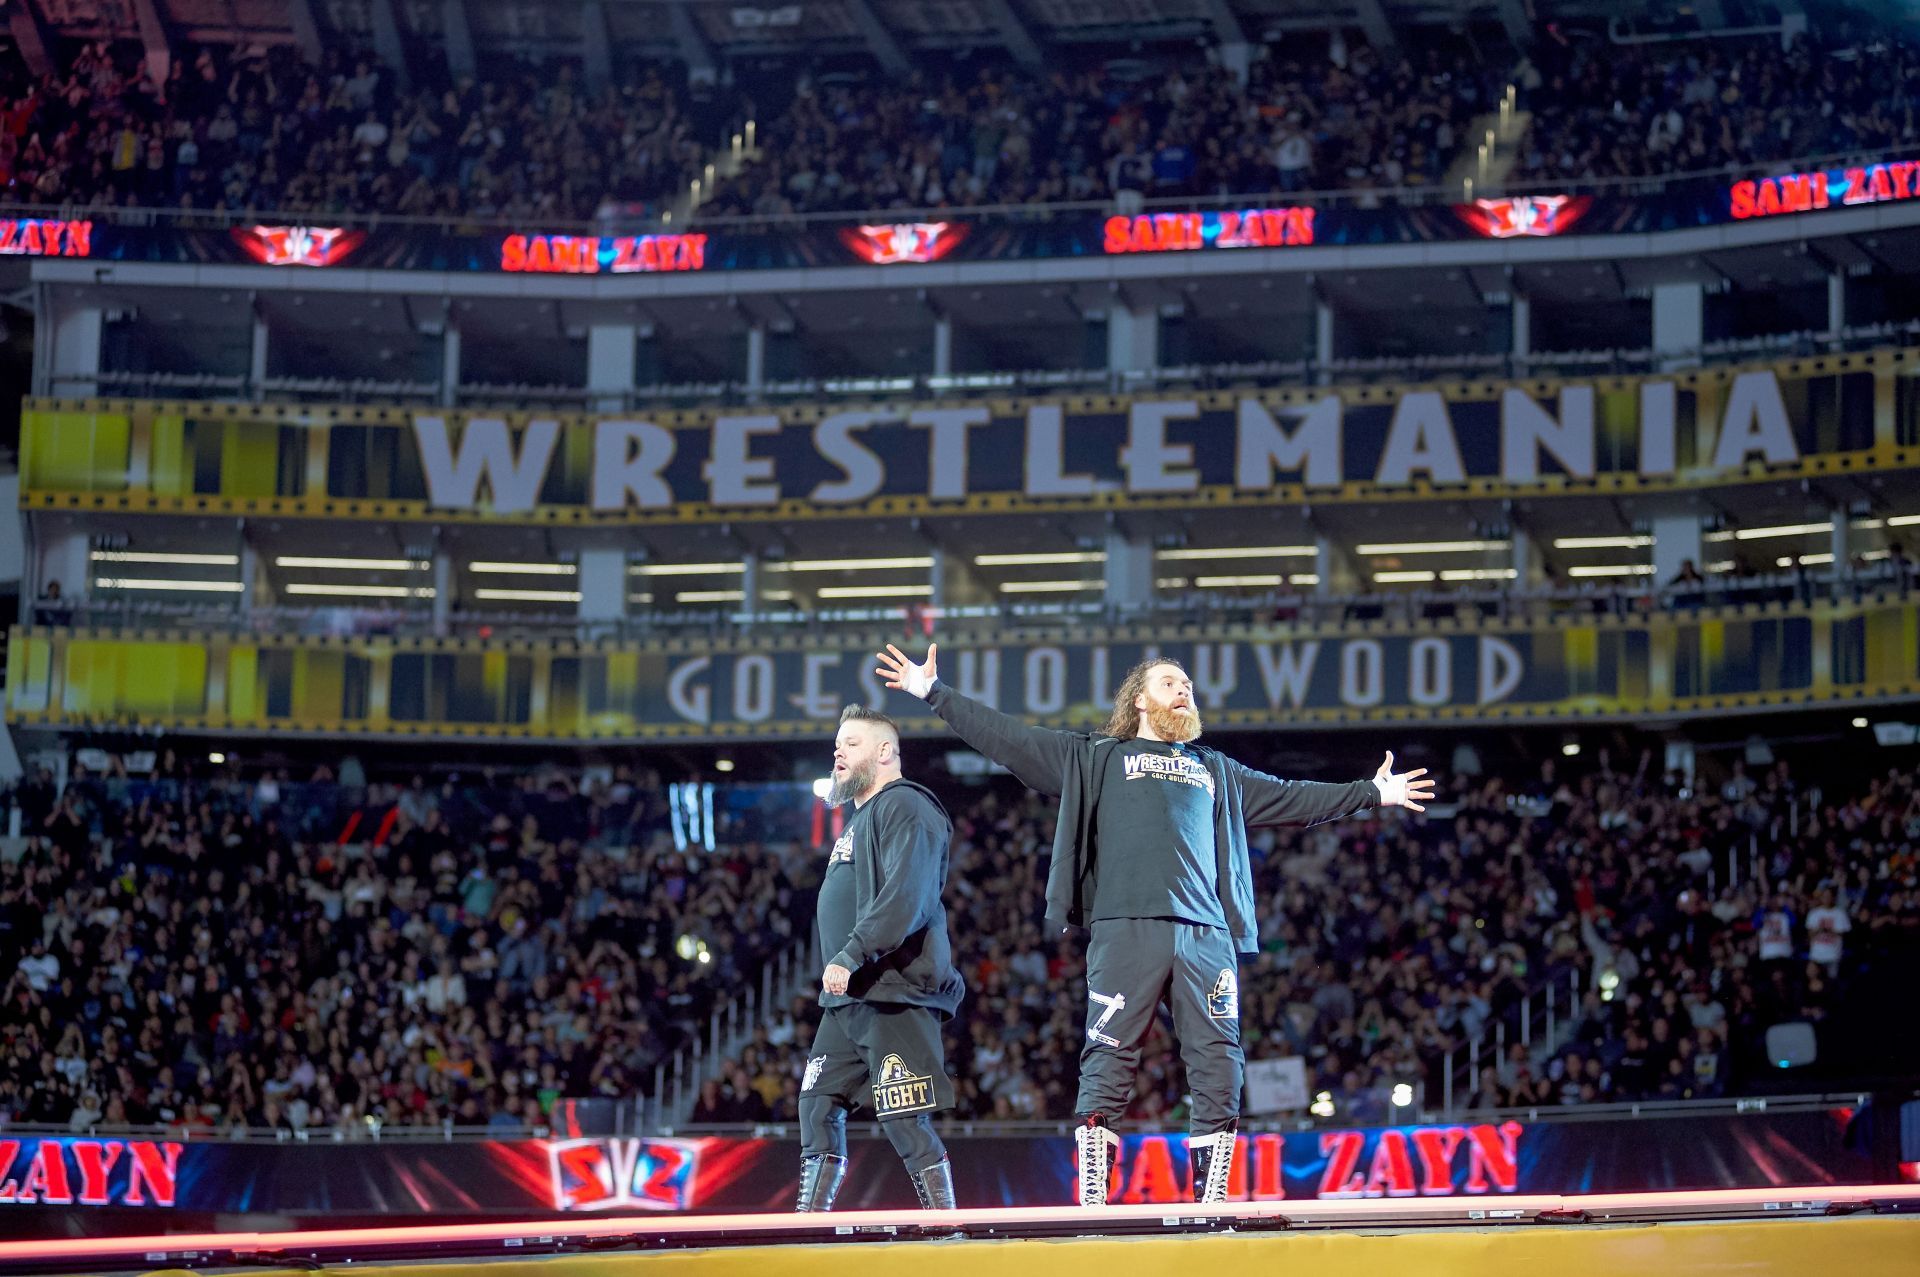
<box><xmin>1207</xmin><ymin>967</ymin><xmax>1239</xmax><ymax>1020</ymax></box>
<box><xmin>802</xmin><ymin>1054</ymin><xmax>827</xmax><ymax>1092</ymax></box>
<box><xmin>871</xmin><ymin>1052</ymin><xmax>936</xmax><ymax>1115</ymax></box>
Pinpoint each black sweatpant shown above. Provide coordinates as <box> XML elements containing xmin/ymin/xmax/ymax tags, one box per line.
<box><xmin>1076</xmin><ymin>917</ymin><xmax>1242</xmax><ymax>1134</ymax></box>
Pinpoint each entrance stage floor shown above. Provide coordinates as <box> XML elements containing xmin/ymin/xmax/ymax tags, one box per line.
<box><xmin>4</xmin><ymin>1184</ymin><xmax>1918</xmax><ymax>1277</ymax></box>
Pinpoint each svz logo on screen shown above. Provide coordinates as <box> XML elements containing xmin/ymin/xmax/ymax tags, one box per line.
<box><xmin>548</xmin><ymin>1137</ymin><xmax>701</xmax><ymax>1211</ymax></box>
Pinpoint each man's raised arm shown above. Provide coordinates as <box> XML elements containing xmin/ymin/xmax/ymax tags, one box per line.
<box><xmin>1228</xmin><ymin>749</ymin><xmax>1435</xmax><ymax>828</ymax></box>
<box><xmin>876</xmin><ymin>643</ymin><xmax>1082</xmax><ymax>797</ymax></box>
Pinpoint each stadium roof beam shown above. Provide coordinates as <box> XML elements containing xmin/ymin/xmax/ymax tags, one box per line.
<box><xmin>1352</xmin><ymin>0</ymin><xmax>1398</xmax><ymax>53</ymax></box>
<box><xmin>6</xmin><ymin>0</ymin><xmax>55</xmax><ymax>78</ymax></box>
<box><xmin>285</xmin><ymin>0</ymin><xmax>325</xmax><ymax>64</ymax></box>
<box><xmin>1495</xmin><ymin>0</ymin><xmax>1532</xmax><ymax>48</ymax></box>
<box><xmin>845</xmin><ymin>0</ymin><xmax>911</xmax><ymax>76</ymax></box>
<box><xmin>581</xmin><ymin>0</ymin><xmax>614</xmax><ymax>93</ymax></box>
<box><xmin>666</xmin><ymin>0</ymin><xmax>718</xmax><ymax>83</ymax></box>
<box><xmin>368</xmin><ymin>0</ymin><xmax>412</xmax><ymax>91</ymax></box>
<box><xmin>442</xmin><ymin>0</ymin><xmax>478</xmax><ymax>82</ymax></box>
<box><xmin>130</xmin><ymin>0</ymin><xmax>177</xmax><ymax>85</ymax></box>
<box><xmin>981</xmin><ymin>0</ymin><xmax>1044</xmax><ymax>68</ymax></box>
<box><xmin>1198</xmin><ymin>0</ymin><xmax>1247</xmax><ymax>48</ymax></box>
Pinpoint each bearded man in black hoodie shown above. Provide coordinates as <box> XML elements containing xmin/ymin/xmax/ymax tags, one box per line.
<box><xmin>795</xmin><ymin>704</ymin><xmax>965</xmax><ymax>1213</ymax></box>
<box><xmin>877</xmin><ymin>644</ymin><xmax>1434</xmax><ymax>1208</ymax></box>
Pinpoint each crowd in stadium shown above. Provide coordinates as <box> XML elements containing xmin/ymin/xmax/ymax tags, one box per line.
<box><xmin>0</xmin><ymin>736</ymin><xmax>1915</xmax><ymax>1134</ymax></box>
<box><xmin>1512</xmin><ymin>24</ymin><xmax>1920</xmax><ymax>183</ymax></box>
<box><xmin>1</xmin><ymin>20</ymin><xmax>1913</xmax><ymax>222</ymax></box>
<box><xmin>0</xmin><ymin>43</ymin><xmax>706</xmax><ymax>221</ymax></box>
<box><xmin>0</xmin><ymin>759</ymin><xmax>807</xmax><ymax>1133</ymax></box>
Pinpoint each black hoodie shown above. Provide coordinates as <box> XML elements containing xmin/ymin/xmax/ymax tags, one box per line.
<box><xmin>924</xmin><ymin>679</ymin><xmax>1379</xmax><ymax>954</ymax></box>
<box><xmin>817</xmin><ymin>776</ymin><xmax>965</xmax><ymax>1017</ymax></box>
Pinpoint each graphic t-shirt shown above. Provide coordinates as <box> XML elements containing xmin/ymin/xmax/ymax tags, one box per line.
<box><xmin>1090</xmin><ymin>740</ymin><xmax>1225</xmax><ymax>927</ymax></box>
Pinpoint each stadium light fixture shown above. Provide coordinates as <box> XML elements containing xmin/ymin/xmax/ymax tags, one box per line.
<box><xmin>1374</xmin><ymin>570</ymin><xmax>1438</xmax><ymax>584</ymax></box>
<box><xmin>632</xmin><ymin>562</ymin><xmax>746</xmax><ymax>576</ymax></box>
<box><xmin>997</xmin><ymin>579</ymin><xmax>1101</xmax><ymax>593</ymax></box>
<box><xmin>1563</xmin><ymin>742</ymin><xmax>1582</xmax><ymax>756</ymax></box>
<box><xmin>1158</xmin><ymin>545</ymin><xmax>1316</xmax><ymax>560</ymax></box>
<box><xmin>1390</xmin><ymin>1083</ymin><xmax>1414</xmax><ymax>1108</ymax></box>
<box><xmin>1705</xmin><ymin>521</ymin><xmax>1831</xmax><ymax>542</ymax></box>
<box><xmin>283</xmin><ymin>583</ymin><xmax>435</xmax><ymax>598</ymax></box>
<box><xmin>94</xmin><ymin>577</ymin><xmax>245</xmax><ymax>592</ymax></box>
<box><xmin>276</xmin><ymin>556</ymin><xmax>429</xmax><ymax>570</ymax></box>
<box><xmin>1357</xmin><ymin>540</ymin><xmax>1507</xmax><ymax>555</ymax></box>
<box><xmin>715</xmin><ymin>759</ymin><xmax>736</xmax><ymax>773</ymax></box>
<box><xmin>469</xmin><ymin>562</ymin><xmax>577</xmax><ymax>575</ymax></box>
<box><xmin>811</xmin><ymin>778</ymin><xmax>832</xmax><ymax>799</ymax></box>
<box><xmin>208</xmin><ymin>752</ymin><xmax>226</xmax><ymax>764</ymax></box>
<box><xmin>815</xmin><ymin>585</ymin><xmax>934</xmax><ymax>599</ymax></box>
<box><xmin>1439</xmin><ymin>568</ymin><xmax>1520</xmax><ymax>581</ymax></box>
<box><xmin>674</xmin><ymin>589</ymin><xmax>796</xmax><ymax>603</ymax></box>
<box><xmin>1852</xmin><ymin>717</ymin><xmax>1869</xmax><ymax>728</ymax></box>
<box><xmin>473</xmin><ymin>588</ymin><xmax>583</xmax><ymax>603</ymax></box>
<box><xmin>90</xmin><ymin>551</ymin><xmax>240</xmax><ymax>565</ymax></box>
<box><xmin>1888</xmin><ymin>514</ymin><xmax>1920</xmax><ymax>527</ymax></box>
<box><xmin>1194</xmin><ymin>575</ymin><xmax>1287</xmax><ymax>587</ymax></box>
<box><xmin>1550</xmin><ymin>536</ymin><xmax>1653</xmax><ymax>550</ymax></box>
<box><xmin>974</xmin><ymin>551</ymin><xmax>1107</xmax><ymax>566</ymax></box>
<box><xmin>770</xmin><ymin>557</ymin><xmax>934</xmax><ymax>572</ymax></box>
<box><xmin>1567</xmin><ymin>565</ymin><xmax>1656</xmax><ymax>578</ymax></box>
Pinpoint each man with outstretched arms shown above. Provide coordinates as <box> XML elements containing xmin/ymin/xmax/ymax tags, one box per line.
<box><xmin>795</xmin><ymin>705</ymin><xmax>966</xmax><ymax>1213</ymax></box>
<box><xmin>876</xmin><ymin>644</ymin><xmax>1433</xmax><ymax>1207</ymax></box>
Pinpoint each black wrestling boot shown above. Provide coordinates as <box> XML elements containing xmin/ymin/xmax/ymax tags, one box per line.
<box><xmin>1188</xmin><ymin>1129</ymin><xmax>1236</xmax><ymax>1205</ymax></box>
<box><xmin>795</xmin><ymin>1153</ymin><xmax>847</xmax><ymax>1212</ymax></box>
<box><xmin>910</xmin><ymin>1157</ymin><xmax>957</xmax><ymax>1210</ymax></box>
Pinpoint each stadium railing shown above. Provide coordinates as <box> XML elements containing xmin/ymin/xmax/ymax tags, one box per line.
<box><xmin>35</xmin><ymin>568</ymin><xmax>1919</xmax><ymax>644</ymax></box>
<box><xmin>3</xmin><ymin>144</ymin><xmax>1905</xmax><ymax>239</ymax></box>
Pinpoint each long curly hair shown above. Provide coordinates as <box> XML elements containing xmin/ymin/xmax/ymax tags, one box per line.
<box><xmin>1101</xmin><ymin>657</ymin><xmax>1190</xmax><ymax>740</ymax></box>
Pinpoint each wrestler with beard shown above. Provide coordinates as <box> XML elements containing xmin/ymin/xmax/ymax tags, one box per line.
<box><xmin>795</xmin><ymin>705</ymin><xmax>964</xmax><ymax>1213</ymax></box>
<box><xmin>875</xmin><ymin>646</ymin><xmax>1433</xmax><ymax>1206</ymax></box>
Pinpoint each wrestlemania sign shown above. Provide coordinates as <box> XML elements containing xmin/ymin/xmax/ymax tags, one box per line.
<box><xmin>9</xmin><ymin>596</ymin><xmax>1917</xmax><ymax>741</ymax></box>
<box><xmin>20</xmin><ymin>353</ymin><xmax>1905</xmax><ymax>524</ymax></box>
<box><xmin>0</xmin><ymin>1111</ymin><xmax>1874</xmax><ymax>1214</ymax></box>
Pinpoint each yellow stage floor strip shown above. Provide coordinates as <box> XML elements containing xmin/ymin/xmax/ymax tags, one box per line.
<box><xmin>133</xmin><ymin>1216</ymin><xmax>1919</xmax><ymax>1277</ymax></box>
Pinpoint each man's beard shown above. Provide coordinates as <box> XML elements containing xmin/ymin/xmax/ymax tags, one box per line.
<box><xmin>1145</xmin><ymin>702</ymin><xmax>1202</xmax><ymax>743</ymax></box>
<box><xmin>826</xmin><ymin>758</ymin><xmax>877</xmax><ymax>807</ymax></box>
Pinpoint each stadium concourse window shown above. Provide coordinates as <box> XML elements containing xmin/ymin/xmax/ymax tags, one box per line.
<box><xmin>690</xmin><ymin>750</ymin><xmax>1920</xmax><ymax>1127</ymax></box>
<box><xmin>0</xmin><ymin>758</ymin><xmax>812</xmax><ymax>1133</ymax></box>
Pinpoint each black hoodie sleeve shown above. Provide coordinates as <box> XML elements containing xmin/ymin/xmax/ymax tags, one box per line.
<box><xmin>1225</xmin><ymin>756</ymin><xmax>1379</xmax><ymax>828</ymax></box>
<box><xmin>924</xmin><ymin>679</ymin><xmax>1084</xmax><ymax>797</ymax></box>
<box><xmin>829</xmin><ymin>790</ymin><xmax>945</xmax><ymax>973</ymax></box>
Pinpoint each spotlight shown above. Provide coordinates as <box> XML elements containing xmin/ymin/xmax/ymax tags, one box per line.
<box><xmin>812</xmin><ymin>777</ymin><xmax>832</xmax><ymax>799</ymax></box>
<box><xmin>1562</xmin><ymin>742</ymin><xmax>1581</xmax><ymax>757</ymax></box>
<box><xmin>1852</xmin><ymin>717</ymin><xmax>1869</xmax><ymax>728</ymax></box>
<box><xmin>715</xmin><ymin>758</ymin><xmax>736</xmax><ymax>773</ymax></box>
<box><xmin>208</xmin><ymin>752</ymin><xmax>226</xmax><ymax>764</ymax></box>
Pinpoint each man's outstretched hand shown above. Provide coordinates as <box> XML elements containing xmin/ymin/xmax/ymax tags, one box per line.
<box><xmin>1373</xmin><ymin>751</ymin><xmax>1436</xmax><ymax>812</ymax></box>
<box><xmin>876</xmin><ymin>643</ymin><xmax>938</xmax><ymax>700</ymax></box>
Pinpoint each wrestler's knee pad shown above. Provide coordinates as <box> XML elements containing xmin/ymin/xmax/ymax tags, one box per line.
<box><xmin>879</xmin><ymin>1112</ymin><xmax>947</xmax><ymax>1173</ymax></box>
<box><xmin>799</xmin><ymin>1095</ymin><xmax>847</xmax><ymax>1159</ymax></box>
